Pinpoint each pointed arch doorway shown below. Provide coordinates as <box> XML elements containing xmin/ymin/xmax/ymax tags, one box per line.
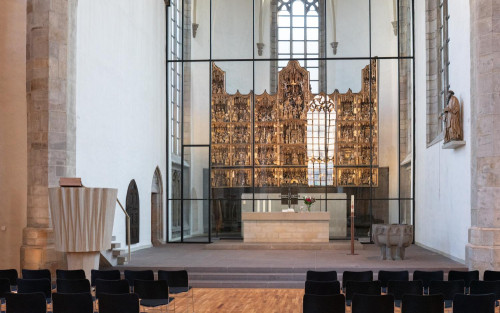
<box><xmin>151</xmin><ymin>167</ymin><xmax>164</xmax><ymax>246</ymax></box>
<box><xmin>126</xmin><ymin>180</ymin><xmax>140</xmax><ymax>245</ymax></box>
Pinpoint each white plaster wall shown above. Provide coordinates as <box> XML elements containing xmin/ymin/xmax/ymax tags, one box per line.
<box><xmin>185</xmin><ymin>0</ymin><xmax>401</xmax><ymax>226</ymax></box>
<box><xmin>76</xmin><ymin>0</ymin><xmax>167</xmax><ymax>249</ymax></box>
<box><xmin>414</xmin><ymin>0</ymin><xmax>471</xmax><ymax>262</ymax></box>
<box><xmin>0</xmin><ymin>0</ymin><xmax>27</xmax><ymax>271</ymax></box>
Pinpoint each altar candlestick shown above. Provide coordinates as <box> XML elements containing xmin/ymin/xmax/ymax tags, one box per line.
<box><xmin>268</xmin><ymin>199</ymin><xmax>272</xmax><ymax>212</ymax></box>
<box><xmin>257</xmin><ymin>200</ymin><xmax>260</xmax><ymax>213</ymax></box>
<box><xmin>350</xmin><ymin>195</ymin><xmax>354</xmax><ymax>215</ymax></box>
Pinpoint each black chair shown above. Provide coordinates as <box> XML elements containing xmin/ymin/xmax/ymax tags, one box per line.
<box><xmin>0</xmin><ymin>270</ymin><xmax>18</xmax><ymax>287</ymax></box>
<box><xmin>306</xmin><ymin>270</ymin><xmax>338</xmax><ymax>282</ymax></box>
<box><xmin>56</xmin><ymin>269</ymin><xmax>86</xmax><ymax>281</ymax></box>
<box><xmin>123</xmin><ymin>270</ymin><xmax>154</xmax><ymax>287</ymax></box>
<box><xmin>5</xmin><ymin>292</ymin><xmax>47</xmax><ymax>313</ymax></box>
<box><xmin>341</xmin><ymin>271</ymin><xmax>373</xmax><ymax>289</ymax></box>
<box><xmin>98</xmin><ymin>293</ymin><xmax>140</xmax><ymax>313</ymax></box>
<box><xmin>448</xmin><ymin>270</ymin><xmax>479</xmax><ymax>291</ymax></box>
<box><xmin>484</xmin><ymin>270</ymin><xmax>500</xmax><ymax>281</ymax></box>
<box><xmin>94</xmin><ymin>279</ymin><xmax>130</xmax><ymax>300</ymax></box>
<box><xmin>429</xmin><ymin>280</ymin><xmax>464</xmax><ymax>308</ymax></box>
<box><xmin>470</xmin><ymin>280</ymin><xmax>500</xmax><ymax>299</ymax></box>
<box><xmin>21</xmin><ymin>269</ymin><xmax>51</xmax><ymax>281</ymax></box>
<box><xmin>56</xmin><ymin>279</ymin><xmax>91</xmax><ymax>294</ymax></box>
<box><xmin>413</xmin><ymin>270</ymin><xmax>443</xmax><ymax>293</ymax></box>
<box><xmin>303</xmin><ymin>294</ymin><xmax>346</xmax><ymax>313</ymax></box>
<box><xmin>158</xmin><ymin>270</ymin><xmax>194</xmax><ymax>311</ymax></box>
<box><xmin>452</xmin><ymin>293</ymin><xmax>495</xmax><ymax>313</ymax></box>
<box><xmin>90</xmin><ymin>269</ymin><xmax>121</xmax><ymax>287</ymax></box>
<box><xmin>17</xmin><ymin>278</ymin><xmax>52</xmax><ymax>300</ymax></box>
<box><xmin>352</xmin><ymin>294</ymin><xmax>394</xmax><ymax>313</ymax></box>
<box><xmin>378</xmin><ymin>270</ymin><xmax>409</xmax><ymax>291</ymax></box>
<box><xmin>305</xmin><ymin>281</ymin><xmax>341</xmax><ymax>295</ymax></box>
<box><xmin>345</xmin><ymin>280</ymin><xmax>381</xmax><ymax>305</ymax></box>
<box><xmin>401</xmin><ymin>294</ymin><xmax>444</xmax><ymax>313</ymax></box>
<box><xmin>134</xmin><ymin>279</ymin><xmax>174</xmax><ymax>311</ymax></box>
<box><xmin>52</xmin><ymin>292</ymin><xmax>93</xmax><ymax>313</ymax></box>
<box><xmin>387</xmin><ymin>280</ymin><xmax>423</xmax><ymax>307</ymax></box>
<box><xmin>0</xmin><ymin>278</ymin><xmax>11</xmax><ymax>299</ymax></box>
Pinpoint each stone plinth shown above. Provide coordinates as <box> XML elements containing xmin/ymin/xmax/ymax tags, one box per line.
<box><xmin>242</xmin><ymin>212</ymin><xmax>330</xmax><ymax>243</ymax></box>
<box><xmin>372</xmin><ymin>224</ymin><xmax>413</xmax><ymax>260</ymax></box>
<box><xmin>49</xmin><ymin>187</ymin><xmax>117</xmax><ymax>278</ymax></box>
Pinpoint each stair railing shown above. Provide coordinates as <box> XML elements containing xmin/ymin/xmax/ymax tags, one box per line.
<box><xmin>116</xmin><ymin>199</ymin><xmax>131</xmax><ymax>262</ymax></box>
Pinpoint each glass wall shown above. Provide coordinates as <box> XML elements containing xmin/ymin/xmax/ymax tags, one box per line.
<box><xmin>167</xmin><ymin>0</ymin><xmax>414</xmax><ymax>242</ymax></box>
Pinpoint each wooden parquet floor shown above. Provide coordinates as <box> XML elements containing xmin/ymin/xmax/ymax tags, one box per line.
<box><xmin>171</xmin><ymin>288</ymin><xmax>304</xmax><ymax>313</ymax></box>
<box><xmin>169</xmin><ymin>288</ymin><xmax>500</xmax><ymax>313</ymax></box>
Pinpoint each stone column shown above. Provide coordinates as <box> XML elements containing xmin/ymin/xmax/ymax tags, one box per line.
<box><xmin>21</xmin><ymin>0</ymin><xmax>77</xmax><ymax>271</ymax></box>
<box><xmin>466</xmin><ymin>0</ymin><xmax>500</xmax><ymax>272</ymax></box>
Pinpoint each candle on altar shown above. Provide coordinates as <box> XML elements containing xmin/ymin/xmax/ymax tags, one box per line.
<box><xmin>257</xmin><ymin>200</ymin><xmax>260</xmax><ymax>212</ymax></box>
<box><xmin>268</xmin><ymin>199</ymin><xmax>271</xmax><ymax>212</ymax></box>
<box><xmin>350</xmin><ymin>195</ymin><xmax>354</xmax><ymax>215</ymax></box>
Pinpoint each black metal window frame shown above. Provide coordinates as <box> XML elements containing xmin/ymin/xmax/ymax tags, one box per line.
<box><xmin>165</xmin><ymin>0</ymin><xmax>416</xmax><ymax>243</ymax></box>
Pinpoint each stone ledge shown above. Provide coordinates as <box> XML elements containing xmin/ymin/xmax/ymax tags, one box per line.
<box><xmin>443</xmin><ymin>140</ymin><xmax>466</xmax><ymax>149</ymax></box>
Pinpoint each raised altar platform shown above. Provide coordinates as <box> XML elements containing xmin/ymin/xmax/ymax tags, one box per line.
<box><xmin>242</xmin><ymin>212</ymin><xmax>330</xmax><ymax>243</ymax></box>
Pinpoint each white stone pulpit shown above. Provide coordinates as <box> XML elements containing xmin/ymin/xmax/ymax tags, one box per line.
<box><xmin>49</xmin><ymin>187</ymin><xmax>117</xmax><ymax>279</ymax></box>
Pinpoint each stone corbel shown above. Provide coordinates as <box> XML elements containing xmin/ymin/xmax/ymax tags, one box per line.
<box><xmin>331</xmin><ymin>42</ymin><xmax>338</xmax><ymax>55</ymax></box>
<box><xmin>192</xmin><ymin>23</ymin><xmax>199</xmax><ymax>38</ymax></box>
<box><xmin>257</xmin><ymin>43</ymin><xmax>264</xmax><ymax>56</ymax></box>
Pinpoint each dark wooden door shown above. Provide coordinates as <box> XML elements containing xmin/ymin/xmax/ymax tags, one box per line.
<box><xmin>126</xmin><ymin>180</ymin><xmax>140</xmax><ymax>245</ymax></box>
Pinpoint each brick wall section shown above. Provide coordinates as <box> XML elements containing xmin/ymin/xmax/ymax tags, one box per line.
<box><xmin>22</xmin><ymin>0</ymin><xmax>77</xmax><ymax>271</ymax></box>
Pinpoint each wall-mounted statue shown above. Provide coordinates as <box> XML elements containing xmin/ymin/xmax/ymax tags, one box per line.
<box><xmin>441</xmin><ymin>90</ymin><xmax>463</xmax><ymax>143</ymax></box>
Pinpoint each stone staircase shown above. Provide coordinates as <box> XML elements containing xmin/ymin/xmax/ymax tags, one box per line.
<box><xmin>187</xmin><ymin>267</ymin><xmax>306</xmax><ymax>288</ymax></box>
<box><xmin>101</xmin><ymin>236</ymin><xmax>129</xmax><ymax>266</ymax></box>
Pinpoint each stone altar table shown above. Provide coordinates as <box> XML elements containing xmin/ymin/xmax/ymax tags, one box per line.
<box><xmin>242</xmin><ymin>212</ymin><xmax>330</xmax><ymax>243</ymax></box>
<box><xmin>241</xmin><ymin>193</ymin><xmax>347</xmax><ymax>238</ymax></box>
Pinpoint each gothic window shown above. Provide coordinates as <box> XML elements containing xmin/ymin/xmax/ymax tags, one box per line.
<box><xmin>437</xmin><ymin>0</ymin><xmax>449</xmax><ymax>119</ymax></box>
<box><xmin>307</xmin><ymin>95</ymin><xmax>335</xmax><ymax>186</ymax></box>
<box><xmin>170</xmin><ymin>0</ymin><xmax>182</xmax><ymax>156</ymax></box>
<box><xmin>426</xmin><ymin>0</ymin><xmax>449</xmax><ymax>145</ymax></box>
<box><xmin>273</xmin><ymin>0</ymin><xmax>325</xmax><ymax>93</ymax></box>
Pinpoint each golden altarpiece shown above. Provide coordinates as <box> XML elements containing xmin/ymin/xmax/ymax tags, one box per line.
<box><xmin>211</xmin><ymin>60</ymin><xmax>378</xmax><ymax>189</ymax></box>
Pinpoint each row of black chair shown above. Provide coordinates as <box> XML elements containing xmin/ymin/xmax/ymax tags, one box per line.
<box><xmin>307</xmin><ymin>269</ymin><xmax>486</xmax><ymax>288</ymax></box>
<box><xmin>304</xmin><ymin>270</ymin><xmax>500</xmax><ymax>310</ymax></box>
<box><xmin>303</xmin><ymin>293</ymin><xmax>496</xmax><ymax>313</ymax></box>
<box><xmin>5</xmin><ymin>292</ymin><xmax>140</xmax><ymax>313</ymax></box>
<box><xmin>0</xmin><ymin>268</ymin><xmax>188</xmax><ymax>286</ymax></box>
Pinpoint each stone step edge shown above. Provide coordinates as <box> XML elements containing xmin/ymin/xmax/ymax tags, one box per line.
<box><xmin>190</xmin><ymin>280</ymin><xmax>304</xmax><ymax>289</ymax></box>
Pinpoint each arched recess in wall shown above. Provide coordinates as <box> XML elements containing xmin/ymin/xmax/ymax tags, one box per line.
<box><xmin>151</xmin><ymin>167</ymin><xmax>164</xmax><ymax>246</ymax></box>
<box><xmin>126</xmin><ymin>179</ymin><xmax>140</xmax><ymax>245</ymax></box>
